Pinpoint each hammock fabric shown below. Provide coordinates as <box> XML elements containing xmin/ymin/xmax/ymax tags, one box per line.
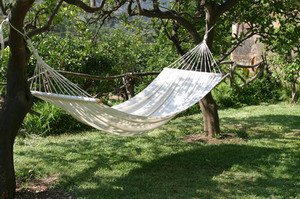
<box><xmin>29</xmin><ymin>40</ymin><xmax>224</xmax><ymax>135</ymax></box>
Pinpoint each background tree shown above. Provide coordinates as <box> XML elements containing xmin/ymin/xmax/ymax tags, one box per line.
<box><xmin>0</xmin><ymin>0</ymin><xmax>124</xmax><ymax>197</ymax></box>
<box><xmin>265</xmin><ymin>4</ymin><xmax>300</xmax><ymax>103</ymax></box>
<box><xmin>122</xmin><ymin>0</ymin><xmax>242</xmax><ymax>137</ymax></box>
<box><xmin>115</xmin><ymin>0</ymin><xmax>300</xmax><ymax>132</ymax></box>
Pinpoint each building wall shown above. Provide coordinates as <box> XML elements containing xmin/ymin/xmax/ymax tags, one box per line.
<box><xmin>231</xmin><ymin>23</ymin><xmax>264</xmax><ymax>65</ymax></box>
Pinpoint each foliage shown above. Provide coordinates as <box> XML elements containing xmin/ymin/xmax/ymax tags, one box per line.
<box><xmin>229</xmin><ymin>0</ymin><xmax>300</xmax><ymax>103</ymax></box>
<box><xmin>4</xmin><ymin>0</ymin><xmax>299</xmax><ymax>136</ymax></box>
<box><xmin>268</xmin><ymin>55</ymin><xmax>300</xmax><ymax>102</ymax></box>
<box><xmin>15</xmin><ymin>103</ymin><xmax>300</xmax><ymax>198</ymax></box>
<box><xmin>28</xmin><ymin>24</ymin><xmax>177</xmax><ymax>97</ymax></box>
<box><xmin>0</xmin><ymin>48</ymin><xmax>9</xmax><ymax>95</ymax></box>
<box><xmin>21</xmin><ymin>101</ymin><xmax>90</xmax><ymax>136</ymax></box>
<box><xmin>261</xmin><ymin>2</ymin><xmax>300</xmax><ymax>102</ymax></box>
<box><xmin>213</xmin><ymin>73</ymin><xmax>283</xmax><ymax>109</ymax></box>
<box><xmin>20</xmin><ymin>23</ymin><xmax>180</xmax><ymax>136</ymax></box>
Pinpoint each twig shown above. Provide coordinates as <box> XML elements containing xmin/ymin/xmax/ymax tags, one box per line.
<box><xmin>57</xmin><ymin>70</ymin><xmax>160</xmax><ymax>81</ymax></box>
<box><xmin>27</xmin><ymin>0</ymin><xmax>64</xmax><ymax>38</ymax></box>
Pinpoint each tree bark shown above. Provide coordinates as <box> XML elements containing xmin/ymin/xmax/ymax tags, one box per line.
<box><xmin>198</xmin><ymin>3</ymin><xmax>220</xmax><ymax>138</ymax></box>
<box><xmin>0</xmin><ymin>0</ymin><xmax>34</xmax><ymax>197</ymax></box>
<box><xmin>122</xmin><ymin>76</ymin><xmax>135</xmax><ymax>100</ymax></box>
<box><xmin>291</xmin><ymin>81</ymin><xmax>297</xmax><ymax>103</ymax></box>
<box><xmin>90</xmin><ymin>0</ymin><xmax>96</xmax><ymax>7</ymax></box>
<box><xmin>126</xmin><ymin>0</ymin><xmax>241</xmax><ymax>137</ymax></box>
<box><xmin>199</xmin><ymin>93</ymin><xmax>220</xmax><ymax>137</ymax></box>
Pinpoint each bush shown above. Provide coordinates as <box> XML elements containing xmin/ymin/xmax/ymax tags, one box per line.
<box><xmin>21</xmin><ymin>101</ymin><xmax>90</xmax><ymax>136</ymax></box>
<box><xmin>20</xmin><ymin>25</ymin><xmax>179</xmax><ymax>135</ymax></box>
<box><xmin>213</xmin><ymin>83</ymin><xmax>242</xmax><ymax>108</ymax></box>
<box><xmin>268</xmin><ymin>55</ymin><xmax>300</xmax><ymax>103</ymax></box>
<box><xmin>213</xmin><ymin>74</ymin><xmax>283</xmax><ymax>109</ymax></box>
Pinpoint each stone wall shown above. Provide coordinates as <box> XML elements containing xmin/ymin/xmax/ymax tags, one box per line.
<box><xmin>231</xmin><ymin>23</ymin><xmax>264</xmax><ymax>65</ymax></box>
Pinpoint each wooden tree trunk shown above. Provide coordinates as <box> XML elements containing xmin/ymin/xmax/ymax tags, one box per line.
<box><xmin>90</xmin><ymin>0</ymin><xmax>96</xmax><ymax>8</ymax></box>
<box><xmin>198</xmin><ymin>4</ymin><xmax>220</xmax><ymax>138</ymax></box>
<box><xmin>199</xmin><ymin>93</ymin><xmax>220</xmax><ymax>137</ymax></box>
<box><xmin>0</xmin><ymin>1</ymin><xmax>34</xmax><ymax>197</ymax></box>
<box><xmin>122</xmin><ymin>75</ymin><xmax>135</xmax><ymax>99</ymax></box>
<box><xmin>291</xmin><ymin>81</ymin><xmax>297</xmax><ymax>103</ymax></box>
<box><xmin>0</xmin><ymin>90</ymin><xmax>32</xmax><ymax>198</ymax></box>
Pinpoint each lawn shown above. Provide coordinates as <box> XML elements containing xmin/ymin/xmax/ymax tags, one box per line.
<box><xmin>14</xmin><ymin>103</ymin><xmax>300</xmax><ymax>199</ymax></box>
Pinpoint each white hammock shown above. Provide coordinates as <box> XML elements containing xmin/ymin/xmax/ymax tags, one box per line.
<box><xmin>28</xmin><ymin>40</ymin><xmax>224</xmax><ymax>135</ymax></box>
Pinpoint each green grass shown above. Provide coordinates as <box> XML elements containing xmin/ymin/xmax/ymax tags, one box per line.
<box><xmin>15</xmin><ymin>103</ymin><xmax>300</xmax><ymax>199</ymax></box>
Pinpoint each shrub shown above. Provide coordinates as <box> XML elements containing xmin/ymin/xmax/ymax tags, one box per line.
<box><xmin>213</xmin><ymin>73</ymin><xmax>283</xmax><ymax>109</ymax></box>
<box><xmin>21</xmin><ymin>101</ymin><xmax>90</xmax><ymax>136</ymax></box>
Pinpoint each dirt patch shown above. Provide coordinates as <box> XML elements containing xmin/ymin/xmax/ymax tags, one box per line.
<box><xmin>16</xmin><ymin>174</ymin><xmax>73</xmax><ymax>199</ymax></box>
<box><xmin>183</xmin><ymin>133</ymin><xmax>246</xmax><ymax>144</ymax></box>
<box><xmin>16</xmin><ymin>189</ymin><xmax>73</xmax><ymax>199</ymax></box>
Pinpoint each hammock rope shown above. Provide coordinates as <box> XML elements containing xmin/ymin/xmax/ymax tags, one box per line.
<box><xmin>1</xmin><ymin>18</ymin><xmax>225</xmax><ymax>135</ymax></box>
<box><xmin>29</xmin><ymin>40</ymin><xmax>221</xmax><ymax>97</ymax></box>
<box><xmin>28</xmin><ymin>41</ymin><xmax>224</xmax><ymax>135</ymax></box>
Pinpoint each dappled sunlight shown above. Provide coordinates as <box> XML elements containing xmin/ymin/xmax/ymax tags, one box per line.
<box><xmin>107</xmin><ymin>145</ymin><xmax>281</xmax><ymax>199</ymax></box>
<box><xmin>14</xmin><ymin>103</ymin><xmax>300</xmax><ymax>198</ymax></box>
<box><xmin>220</xmin><ymin>114</ymin><xmax>300</xmax><ymax>140</ymax></box>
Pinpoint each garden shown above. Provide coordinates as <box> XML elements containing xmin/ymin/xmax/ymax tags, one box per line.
<box><xmin>0</xmin><ymin>0</ymin><xmax>299</xmax><ymax>198</ymax></box>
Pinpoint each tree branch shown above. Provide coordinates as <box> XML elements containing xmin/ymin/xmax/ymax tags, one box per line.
<box><xmin>127</xmin><ymin>0</ymin><xmax>134</xmax><ymax>15</ymax></box>
<box><xmin>161</xmin><ymin>20</ymin><xmax>185</xmax><ymax>55</ymax></box>
<box><xmin>63</xmin><ymin>0</ymin><xmax>106</xmax><ymax>13</ymax></box>
<box><xmin>32</xmin><ymin>8</ymin><xmax>47</xmax><ymax>28</ymax></box>
<box><xmin>57</xmin><ymin>70</ymin><xmax>160</xmax><ymax>81</ymax></box>
<box><xmin>216</xmin><ymin>31</ymin><xmax>257</xmax><ymax>64</ymax></box>
<box><xmin>199</xmin><ymin>0</ymin><xmax>240</xmax><ymax>47</ymax></box>
<box><xmin>229</xmin><ymin>59</ymin><xmax>266</xmax><ymax>88</ymax></box>
<box><xmin>153</xmin><ymin>0</ymin><xmax>159</xmax><ymax>10</ymax></box>
<box><xmin>0</xmin><ymin>0</ymin><xmax>7</xmax><ymax>16</ymax></box>
<box><xmin>240</xmin><ymin>64</ymin><xmax>265</xmax><ymax>87</ymax></box>
<box><xmin>236</xmin><ymin>61</ymin><xmax>263</xmax><ymax>69</ymax></box>
<box><xmin>128</xmin><ymin>3</ymin><xmax>201</xmax><ymax>44</ymax></box>
<box><xmin>216</xmin><ymin>0</ymin><xmax>240</xmax><ymax>16</ymax></box>
<box><xmin>136</xmin><ymin>0</ymin><xmax>142</xmax><ymax>12</ymax></box>
<box><xmin>27</xmin><ymin>0</ymin><xmax>63</xmax><ymax>38</ymax></box>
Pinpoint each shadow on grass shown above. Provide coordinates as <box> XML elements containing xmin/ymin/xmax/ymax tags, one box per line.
<box><xmin>51</xmin><ymin>143</ymin><xmax>300</xmax><ymax>199</ymax></box>
<box><xmin>220</xmin><ymin>114</ymin><xmax>300</xmax><ymax>139</ymax></box>
<box><xmin>16</xmin><ymin>112</ymin><xmax>300</xmax><ymax>198</ymax></box>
